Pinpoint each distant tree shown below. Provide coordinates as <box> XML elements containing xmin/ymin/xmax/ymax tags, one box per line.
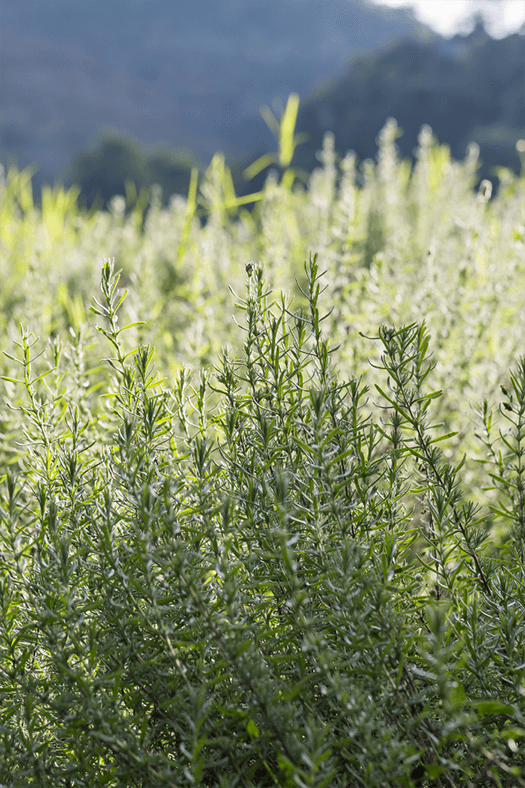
<box><xmin>69</xmin><ymin>132</ymin><xmax>147</xmax><ymax>209</ymax></box>
<box><xmin>69</xmin><ymin>132</ymin><xmax>199</xmax><ymax>209</ymax></box>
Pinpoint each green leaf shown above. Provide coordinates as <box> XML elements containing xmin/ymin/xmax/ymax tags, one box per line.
<box><xmin>243</xmin><ymin>153</ymin><xmax>276</xmax><ymax>180</ymax></box>
<box><xmin>474</xmin><ymin>700</ymin><xmax>515</xmax><ymax>717</ymax></box>
<box><xmin>279</xmin><ymin>93</ymin><xmax>300</xmax><ymax>168</ymax></box>
<box><xmin>246</xmin><ymin>718</ymin><xmax>259</xmax><ymax>739</ymax></box>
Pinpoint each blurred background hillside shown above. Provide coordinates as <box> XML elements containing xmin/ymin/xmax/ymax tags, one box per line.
<box><xmin>1</xmin><ymin>0</ymin><xmax>524</xmax><ymax>207</ymax></box>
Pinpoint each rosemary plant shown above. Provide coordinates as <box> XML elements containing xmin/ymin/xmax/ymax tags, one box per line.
<box><xmin>1</xmin><ymin>257</ymin><xmax>525</xmax><ymax>786</ymax></box>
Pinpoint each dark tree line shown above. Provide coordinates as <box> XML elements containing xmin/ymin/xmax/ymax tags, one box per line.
<box><xmin>293</xmin><ymin>25</ymin><xmax>524</xmax><ymax>179</ymax></box>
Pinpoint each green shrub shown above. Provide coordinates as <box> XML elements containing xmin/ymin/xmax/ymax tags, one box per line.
<box><xmin>1</xmin><ymin>256</ymin><xmax>525</xmax><ymax>786</ymax></box>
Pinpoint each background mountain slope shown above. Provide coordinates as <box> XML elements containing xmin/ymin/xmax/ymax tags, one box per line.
<box><xmin>0</xmin><ymin>0</ymin><xmax>435</xmax><ymax>188</ymax></box>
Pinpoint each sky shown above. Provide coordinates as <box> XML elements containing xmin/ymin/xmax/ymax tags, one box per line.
<box><xmin>370</xmin><ymin>0</ymin><xmax>525</xmax><ymax>38</ymax></box>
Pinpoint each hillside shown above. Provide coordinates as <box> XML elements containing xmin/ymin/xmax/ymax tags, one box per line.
<box><xmin>0</xmin><ymin>0</ymin><xmax>435</xmax><ymax>188</ymax></box>
<box><xmin>293</xmin><ymin>25</ymin><xmax>525</xmax><ymax>178</ymax></box>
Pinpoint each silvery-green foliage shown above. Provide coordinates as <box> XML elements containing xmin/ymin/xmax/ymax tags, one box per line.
<box><xmin>1</xmin><ymin>258</ymin><xmax>525</xmax><ymax>786</ymax></box>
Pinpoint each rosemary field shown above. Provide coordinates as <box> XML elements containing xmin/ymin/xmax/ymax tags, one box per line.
<box><xmin>1</xmin><ymin>120</ymin><xmax>525</xmax><ymax>786</ymax></box>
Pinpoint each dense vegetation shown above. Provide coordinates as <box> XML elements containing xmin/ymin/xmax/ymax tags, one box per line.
<box><xmin>1</xmin><ymin>122</ymin><xmax>525</xmax><ymax>786</ymax></box>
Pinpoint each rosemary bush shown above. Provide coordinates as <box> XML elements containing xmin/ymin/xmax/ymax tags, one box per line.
<box><xmin>2</xmin><ymin>256</ymin><xmax>525</xmax><ymax>786</ymax></box>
